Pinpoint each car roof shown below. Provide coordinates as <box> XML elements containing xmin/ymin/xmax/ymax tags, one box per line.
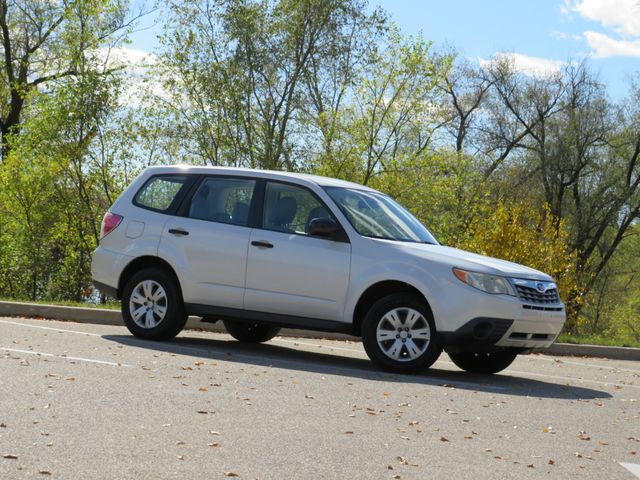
<box><xmin>142</xmin><ymin>165</ymin><xmax>378</xmax><ymax>192</ymax></box>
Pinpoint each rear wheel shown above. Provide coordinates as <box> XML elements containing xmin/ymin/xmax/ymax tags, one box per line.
<box><xmin>223</xmin><ymin>320</ymin><xmax>281</xmax><ymax>343</ymax></box>
<box><xmin>121</xmin><ymin>268</ymin><xmax>187</xmax><ymax>341</ymax></box>
<box><xmin>448</xmin><ymin>350</ymin><xmax>518</xmax><ymax>374</ymax></box>
<box><xmin>361</xmin><ymin>293</ymin><xmax>442</xmax><ymax>374</ymax></box>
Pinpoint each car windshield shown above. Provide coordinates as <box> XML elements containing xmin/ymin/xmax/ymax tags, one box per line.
<box><xmin>325</xmin><ymin>187</ymin><xmax>438</xmax><ymax>244</ymax></box>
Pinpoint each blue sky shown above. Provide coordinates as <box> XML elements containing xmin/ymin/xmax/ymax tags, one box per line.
<box><xmin>128</xmin><ymin>0</ymin><xmax>640</xmax><ymax>98</ymax></box>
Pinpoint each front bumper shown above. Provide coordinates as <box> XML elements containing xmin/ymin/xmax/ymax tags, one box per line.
<box><xmin>438</xmin><ymin>307</ymin><xmax>566</xmax><ymax>353</ymax></box>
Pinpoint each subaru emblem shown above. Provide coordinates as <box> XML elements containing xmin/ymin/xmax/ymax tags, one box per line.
<box><xmin>536</xmin><ymin>282</ymin><xmax>546</xmax><ymax>293</ymax></box>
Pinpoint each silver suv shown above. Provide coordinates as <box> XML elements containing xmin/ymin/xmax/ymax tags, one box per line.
<box><xmin>92</xmin><ymin>166</ymin><xmax>566</xmax><ymax>374</ymax></box>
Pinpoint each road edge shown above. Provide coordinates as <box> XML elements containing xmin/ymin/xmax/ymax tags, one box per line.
<box><xmin>1</xmin><ymin>300</ymin><xmax>638</xmax><ymax>361</ymax></box>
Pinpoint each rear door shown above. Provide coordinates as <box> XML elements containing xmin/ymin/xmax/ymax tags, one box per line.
<box><xmin>160</xmin><ymin>176</ymin><xmax>257</xmax><ymax>308</ymax></box>
<box><xmin>244</xmin><ymin>181</ymin><xmax>351</xmax><ymax>322</ymax></box>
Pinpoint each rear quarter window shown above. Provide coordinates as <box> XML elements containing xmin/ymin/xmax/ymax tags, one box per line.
<box><xmin>134</xmin><ymin>175</ymin><xmax>187</xmax><ymax>212</ymax></box>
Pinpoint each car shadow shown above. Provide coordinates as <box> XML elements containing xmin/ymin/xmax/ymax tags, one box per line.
<box><xmin>103</xmin><ymin>334</ymin><xmax>612</xmax><ymax>400</ymax></box>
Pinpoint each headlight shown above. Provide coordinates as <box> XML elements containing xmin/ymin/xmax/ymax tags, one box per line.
<box><xmin>452</xmin><ymin>268</ymin><xmax>516</xmax><ymax>296</ymax></box>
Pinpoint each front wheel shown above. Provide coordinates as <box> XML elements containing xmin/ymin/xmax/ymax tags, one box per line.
<box><xmin>223</xmin><ymin>320</ymin><xmax>281</xmax><ymax>343</ymax></box>
<box><xmin>448</xmin><ymin>350</ymin><xmax>518</xmax><ymax>374</ymax></box>
<box><xmin>361</xmin><ymin>293</ymin><xmax>442</xmax><ymax>374</ymax></box>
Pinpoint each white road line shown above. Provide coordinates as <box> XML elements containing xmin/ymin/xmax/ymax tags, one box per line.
<box><xmin>504</xmin><ymin>368</ymin><xmax>640</xmax><ymax>390</ymax></box>
<box><xmin>533</xmin><ymin>354</ymin><xmax>640</xmax><ymax>374</ymax></box>
<box><xmin>0</xmin><ymin>319</ymin><xmax>102</xmax><ymax>337</ymax></box>
<box><xmin>1</xmin><ymin>347</ymin><xmax>132</xmax><ymax>368</ymax></box>
<box><xmin>620</xmin><ymin>463</ymin><xmax>640</xmax><ymax>479</ymax></box>
<box><xmin>2</xmin><ymin>318</ymin><xmax>637</xmax><ymax>389</ymax></box>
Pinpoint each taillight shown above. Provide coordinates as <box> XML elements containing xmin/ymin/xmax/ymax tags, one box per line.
<box><xmin>101</xmin><ymin>212</ymin><xmax>123</xmax><ymax>238</ymax></box>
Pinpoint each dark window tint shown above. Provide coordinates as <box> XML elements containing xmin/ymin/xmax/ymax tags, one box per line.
<box><xmin>188</xmin><ymin>177</ymin><xmax>256</xmax><ymax>226</ymax></box>
<box><xmin>134</xmin><ymin>175</ymin><xmax>187</xmax><ymax>212</ymax></box>
<box><xmin>263</xmin><ymin>182</ymin><xmax>332</xmax><ymax>236</ymax></box>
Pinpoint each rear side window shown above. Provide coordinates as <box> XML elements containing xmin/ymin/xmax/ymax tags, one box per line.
<box><xmin>188</xmin><ymin>177</ymin><xmax>256</xmax><ymax>226</ymax></box>
<box><xmin>134</xmin><ymin>175</ymin><xmax>187</xmax><ymax>212</ymax></box>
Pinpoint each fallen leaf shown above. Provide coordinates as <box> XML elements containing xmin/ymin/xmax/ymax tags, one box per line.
<box><xmin>38</xmin><ymin>470</ymin><xmax>52</xmax><ymax>476</ymax></box>
<box><xmin>224</xmin><ymin>472</ymin><xmax>239</xmax><ymax>477</ymax></box>
<box><xmin>176</xmin><ymin>441</ymin><xmax>186</xmax><ymax>446</ymax></box>
<box><xmin>0</xmin><ymin>423</ymin><xmax>5</xmax><ymax>428</ymax></box>
<box><xmin>393</xmin><ymin>475</ymin><xmax>401</xmax><ymax>479</ymax></box>
<box><xmin>199</xmin><ymin>387</ymin><xmax>208</xmax><ymax>392</ymax></box>
<box><xmin>548</xmin><ymin>459</ymin><xmax>555</xmax><ymax>465</ymax></box>
<box><xmin>208</xmin><ymin>442</ymin><xmax>221</xmax><ymax>448</ymax></box>
<box><xmin>408</xmin><ymin>421</ymin><xmax>418</xmax><ymax>426</ymax></box>
<box><xmin>209</xmin><ymin>431</ymin><xmax>220</xmax><ymax>436</ymax></box>
<box><xmin>396</xmin><ymin>456</ymin><xmax>408</xmax><ymax>465</ymax></box>
<box><xmin>440</xmin><ymin>436</ymin><xmax>449</xmax><ymax>442</ymax></box>
<box><xmin>194</xmin><ymin>361</ymin><xmax>204</xmax><ymax>366</ymax></box>
<box><xmin>464</xmin><ymin>435</ymin><xmax>473</xmax><ymax>440</ymax></box>
<box><xmin>527</xmin><ymin>464</ymin><xmax>534</xmax><ymax>468</ymax></box>
<box><xmin>3</xmin><ymin>454</ymin><xmax>18</xmax><ymax>459</ymax></box>
<box><xmin>344</xmin><ymin>431</ymin><xmax>353</xmax><ymax>435</ymax></box>
<box><xmin>304</xmin><ymin>395</ymin><xmax>314</xmax><ymax>399</ymax></box>
<box><xmin>177</xmin><ymin>455</ymin><xmax>185</xmax><ymax>460</ymax></box>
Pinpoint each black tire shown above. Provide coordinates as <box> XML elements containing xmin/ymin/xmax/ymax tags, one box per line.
<box><xmin>448</xmin><ymin>350</ymin><xmax>518</xmax><ymax>374</ymax></box>
<box><xmin>121</xmin><ymin>267</ymin><xmax>187</xmax><ymax>341</ymax></box>
<box><xmin>223</xmin><ymin>320</ymin><xmax>281</xmax><ymax>343</ymax></box>
<box><xmin>361</xmin><ymin>293</ymin><xmax>442</xmax><ymax>374</ymax></box>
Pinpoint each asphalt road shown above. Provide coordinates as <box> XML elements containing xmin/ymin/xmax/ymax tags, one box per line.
<box><xmin>0</xmin><ymin>317</ymin><xmax>639</xmax><ymax>480</ymax></box>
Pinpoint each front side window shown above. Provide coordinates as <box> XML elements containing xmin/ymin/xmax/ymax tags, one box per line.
<box><xmin>263</xmin><ymin>182</ymin><xmax>333</xmax><ymax>236</ymax></box>
<box><xmin>325</xmin><ymin>187</ymin><xmax>438</xmax><ymax>244</ymax></box>
<box><xmin>188</xmin><ymin>177</ymin><xmax>256</xmax><ymax>226</ymax></box>
<box><xmin>134</xmin><ymin>175</ymin><xmax>187</xmax><ymax>212</ymax></box>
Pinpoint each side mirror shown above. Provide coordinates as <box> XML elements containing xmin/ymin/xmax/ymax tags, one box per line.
<box><xmin>308</xmin><ymin>217</ymin><xmax>339</xmax><ymax>238</ymax></box>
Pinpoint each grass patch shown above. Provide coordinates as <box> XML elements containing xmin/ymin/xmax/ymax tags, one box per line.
<box><xmin>557</xmin><ymin>333</ymin><xmax>640</xmax><ymax>349</ymax></box>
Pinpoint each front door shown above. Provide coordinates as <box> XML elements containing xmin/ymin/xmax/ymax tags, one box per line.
<box><xmin>244</xmin><ymin>181</ymin><xmax>351</xmax><ymax>322</ymax></box>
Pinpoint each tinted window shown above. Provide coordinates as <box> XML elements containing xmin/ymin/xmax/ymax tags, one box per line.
<box><xmin>134</xmin><ymin>176</ymin><xmax>186</xmax><ymax>212</ymax></box>
<box><xmin>263</xmin><ymin>182</ymin><xmax>333</xmax><ymax>236</ymax></box>
<box><xmin>188</xmin><ymin>177</ymin><xmax>256</xmax><ymax>226</ymax></box>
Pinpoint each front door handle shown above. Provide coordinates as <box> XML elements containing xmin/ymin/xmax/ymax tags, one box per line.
<box><xmin>168</xmin><ymin>228</ymin><xmax>189</xmax><ymax>236</ymax></box>
<box><xmin>251</xmin><ymin>240</ymin><xmax>274</xmax><ymax>249</ymax></box>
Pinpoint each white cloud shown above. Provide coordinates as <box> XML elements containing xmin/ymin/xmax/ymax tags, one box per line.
<box><xmin>584</xmin><ymin>30</ymin><xmax>640</xmax><ymax>57</ymax></box>
<box><xmin>570</xmin><ymin>0</ymin><xmax>640</xmax><ymax>37</ymax></box>
<box><xmin>479</xmin><ymin>52</ymin><xmax>564</xmax><ymax>77</ymax></box>
<box><xmin>551</xmin><ymin>31</ymin><xmax>583</xmax><ymax>41</ymax></box>
<box><xmin>95</xmin><ymin>46</ymin><xmax>168</xmax><ymax>107</ymax></box>
<box><xmin>565</xmin><ymin>0</ymin><xmax>640</xmax><ymax>58</ymax></box>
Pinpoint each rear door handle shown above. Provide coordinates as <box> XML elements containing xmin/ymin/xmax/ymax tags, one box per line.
<box><xmin>168</xmin><ymin>228</ymin><xmax>189</xmax><ymax>236</ymax></box>
<box><xmin>251</xmin><ymin>240</ymin><xmax>274</xmax><ymax>249</ymax></box>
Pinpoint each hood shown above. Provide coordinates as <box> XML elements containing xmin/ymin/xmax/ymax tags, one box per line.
<box><xmin>394</xmin><ymin>242</ymin><xmax>553</xmax><ymax>281</ymax></box>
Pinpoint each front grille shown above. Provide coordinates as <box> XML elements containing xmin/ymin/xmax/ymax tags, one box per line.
<box><xmin>515</xmin><ymin>284</ymin><xmax>560</xmax><ymax>304</ymax></box>
<box><xmin>509</xmin><ymin>332</ymin><xmax>552</xmax><ymax>341</ymax></box>
<box><xmin>523</xmin><ymin>304</ymin><xmax>564</xmax><ymax>312</ymax></box>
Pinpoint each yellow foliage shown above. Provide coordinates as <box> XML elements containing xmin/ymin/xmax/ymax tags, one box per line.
<box><xmin>453</xmin><ymin>200</ymin><xmax>582</xmax><ymax>322</ymax></box>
